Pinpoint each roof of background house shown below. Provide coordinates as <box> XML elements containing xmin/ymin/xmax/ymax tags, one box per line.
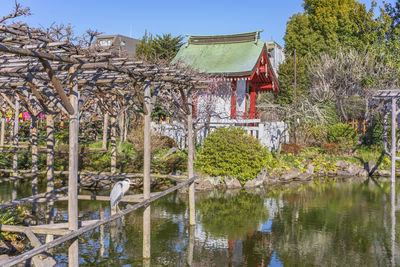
<box><xmin>172</xmin><ymin>31</ymin><xmax>265</xmax><ymax>77</ymax></box>
<box><xmin>93</xmin><ymin>34</ymin><xmax>139</xmax><ymax>57</ymax></box>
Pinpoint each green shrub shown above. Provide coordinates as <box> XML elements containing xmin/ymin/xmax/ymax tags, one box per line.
<box><xmin>195</xmin><ymin>127</ymin><xmax>271</xmax><ymax>183</ymax></box>
<box><xmin>327</xmin><ymin>123</ymin><xmax>357</xmax><ymax>152</ymax></box>
<box><xmin>360</xmin><ymin>119</ymin><xmax>400</xmax><ymax>148</ymax></box>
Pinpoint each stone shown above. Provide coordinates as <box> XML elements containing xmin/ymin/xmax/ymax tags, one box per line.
<box><xmin>280</xmin><ymin>168</ymin><xmax>301</xmax><ymax>181</ymax></box>
<box><xmin>317</xmin><ymin>165</ymin><xmax>326</xmax><ymax>175</ymax></box>
<box><xmin>244</xmin><ymin>169</ymin><xmax>266</xmax><ymax>188</ymax></box>
<box><xmin>224</xmin><ymin>176</ymin><xmax>242</xmax><ymax>189</ymax></box>
<box><xmin>336</xmin><ymin>170</ymin><xmax>352</xmax><ymax>177</ymax></box>
<box><xmin>195</xmin><ymin>179</ymin><xmax>214</xmax><ymax>191</ymax></box>
<box><xmin>373</xmin><ymin>169</ymin><xmax>391</xmax><ymax>177</ymax></box>
<box><xmin>266</xmin><ymin>172</ymin><xmax>279</xmax><ymax>184</ymax></box>
<box><xmin>306</xmin><ymin>164</ymin><xmax>315</xmax><ymax>174</ymax></box>
<box><xmin>358</xmin><ymin>169</ymin><xmax>369</xmax><ymax>177</ymax></box>
<box><xmin>298</xmin><ymin>172</ymin><xmax>312</xmax><ymax>180</ymax></box>
<box><xmin>327</xmin><ymin>170</ymin><xmax>336</xmax><ymax>176</ymax></box>
<box><xmin>0</xmin><ymin>254</ymin><xmax>9</xmax><ymax>263</ymax></box>
<box><xmin>335</xmin><ymin>160</ymin><xmax>349</xmax><ymax>170</ymax></box>
<box><xmin>347</xmin><ymin>164</ymin><xmax>368</xmax><ymax>177</ymax></box>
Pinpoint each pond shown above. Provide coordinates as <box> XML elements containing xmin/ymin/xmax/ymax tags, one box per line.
<box><xmin>1</xmin><ymin>177</ymin><xmax>400</xmax><ymax>266</ymax></box>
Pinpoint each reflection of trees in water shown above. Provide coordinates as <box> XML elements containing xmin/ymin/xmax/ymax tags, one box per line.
<box><xmin>198</xmin><ymin>190</ymin><xmax>269</xmax><ymax>240</ymax></box>
<box><xmin>271</xmin><ymin>179</ymin><xmax>399</xmax><ymax>266</ymax></box>
<box><xmin>242</xmin><ymin>231</ymin><xmax>276</xmax><ymax>266</ymax></box>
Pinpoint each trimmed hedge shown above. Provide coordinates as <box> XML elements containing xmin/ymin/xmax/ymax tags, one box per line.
<box><xmin>195</xmin><ymin>127</ymin><xmax>271</xmax><ymax>183</ymax></box>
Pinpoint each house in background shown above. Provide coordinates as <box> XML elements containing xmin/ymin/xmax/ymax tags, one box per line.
<box><xmin>172</xmin><ymin>31</ymin><xmax>279</xmax><ymax>120</ymax></box>
<box><xmin>266</xmin><ymin>41</ymin><xmax>285</xmax><ymax>74</ymax></box>
<box><xmin>155</xmin><ymin>31</ymin><xmax>288</xmax><ymax>150</ymax></box>
<box><xmin>93</xmin><ymin>34</ymin><xmax>139</xmax><ymax>57</ymax></box>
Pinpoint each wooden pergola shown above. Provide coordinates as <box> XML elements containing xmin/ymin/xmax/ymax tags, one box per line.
<box><xmin>0</xmin><ymin>21</ymin><xmax>205</xmax><ymax>266</ymax></box>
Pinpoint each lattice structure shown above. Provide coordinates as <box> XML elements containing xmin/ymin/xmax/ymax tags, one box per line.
<box><xmin>0</xmin><ymin>14</ymin><xmax>202</xmax><ymax>266</ymax></box>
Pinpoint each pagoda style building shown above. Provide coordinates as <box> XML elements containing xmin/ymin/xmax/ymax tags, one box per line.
<box><xmin>172</xmin><ymin>31</ymin><xmax>279</xmax><ymax>119</ymax></box>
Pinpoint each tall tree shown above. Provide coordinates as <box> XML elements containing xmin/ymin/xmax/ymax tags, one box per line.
<box><xmin>136</xmin><ymin>31</ymin><xmax>184</xmax><ymax>62</ymax></box>
<box><xmin>284</xmin><ymin>0</ymin><xmax>381</xmax><ymax>57</ymax></box>
<box><xmin>275</xmin><ymin>0</ymin><xmax>386</xmax><ymax>106</ymax></box>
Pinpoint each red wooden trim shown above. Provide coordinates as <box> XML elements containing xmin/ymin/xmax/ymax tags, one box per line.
<box><xmin>249</xmin><ymin>86</ymin><xmax>256</xmax><ymax>119</ymax></box>
<box><xmin>230</xmin><ymin>81</ymin><xmax>237</xmax><ymax>119</ymax></box>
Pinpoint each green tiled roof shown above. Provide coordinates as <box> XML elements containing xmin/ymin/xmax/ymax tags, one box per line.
<box><xmin>172</xmin><ymin>31</ymin><xmax>265</xmax><ymax>76</ymax></box>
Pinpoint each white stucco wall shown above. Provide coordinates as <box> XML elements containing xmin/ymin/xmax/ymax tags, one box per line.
<box><xmin>236</xmin><ymin>80</ymin><xmax>246</xmax><ymax>116</ymax></box>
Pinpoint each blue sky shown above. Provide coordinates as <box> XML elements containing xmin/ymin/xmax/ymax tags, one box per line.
<box><xmin>0</xmin><ymin>0</ymin><xmax>395</xmax><ymax>47</ymax></box>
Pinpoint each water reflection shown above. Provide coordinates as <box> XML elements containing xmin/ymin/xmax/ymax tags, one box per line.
<box><xmin>0</xmin><ymin>178</ymin><xmax>399</xmax><ymax>266</ymax></box>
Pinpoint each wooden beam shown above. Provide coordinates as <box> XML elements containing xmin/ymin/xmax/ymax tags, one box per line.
<box><xmin>0</xmin><ymin>93</ymin><xmax>15</xmax><ymax>109</ymax></box>
<box><xmin>76</xmin><ymin>193</ymin><xmax>159</xmax><ymax>202</ymax></box>
<box><xmin>24</xmin><ymin>228</ymin><xmax>57</xmax><ymax>267</ymax></box>
<box><xmin>32</xmin><ymin>220</ymin><xmax>99</xmax><ymax>230</ymax></box>
<box><xmin>0</xmin><ymin>176</ymin><xmax>199</xmax><ymax>267</ymax></box>
<box><xmin>0</xmin><ymin>225</ymin><xmax>69</xmax><ymax>236</ymax></box>
<box><xmin>26</xmin><ymin>74</ymin><xmax>54</xmax><ymax>114</ymax></box>
<box><xmin>40</xmin><ymin>59</ymin><xmax>74</xmax><ymax>115</ymax></box>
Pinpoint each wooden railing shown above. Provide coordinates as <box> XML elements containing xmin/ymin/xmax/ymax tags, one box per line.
<box><xmin>0</xmin><ymin>175</ymin><xmax>199</xmax><ymax>267</ymax></box>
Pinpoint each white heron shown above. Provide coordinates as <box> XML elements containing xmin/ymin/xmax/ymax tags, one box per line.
<box><xmin>110</xmin><ymin>179</ymin><xmax>131</xmax><ymax>213</ymax></box>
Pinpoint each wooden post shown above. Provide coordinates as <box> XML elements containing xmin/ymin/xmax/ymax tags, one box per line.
<box><xmin>45</xmin><ymin>113</ymin><xmax>55</xmax><ymax>244</ymax></box>
<box><xmin>293</xmin><ymin>48</ymin><xmax>297</xmax><ymax>143</ymax></box>
<box><xmin>187</xmin><ymin>226</ymin><xmax>195</xmax><ymax>266</ymax></box>
<box><xmin>124</xmin><ymin>111</ymin><xmax>128</xmax><ymax>143</ymax></box>
<box><xmin>45</xmin><ymin>199</ymin><xmax>55</xmax><ymax>245</ymax></box>
<box><xmin>187</xmin><ymin>90</ymin><xmax>195</xmax><ymax>226</ymax></box>
<box><xmin>391</xmin><ymin>97</ymin><xmax>396</xmax><ymax>186</ymax></box>
<box><xmin>12</xmin><ymin>97</ymin><xmax>19</xmax><ymax>177</ymax></box>
<box><xmin>68</xmin><ymin>67</ymin><xmax>79</xmax><ymax>267</ymax></box>
<box><xmin>31</xmin><ymin>116</ymin><xmax>38</xmax><ymax>195</ymax></box>
<box><xmin>391</xmin><ymin>173</ymin><xmax>396</xmax><ymax>267</ymax></box>
<box><xmin>143</xmin><ymin>84</ymin><xmax>151</xmax><ymax>261</ymax></box>
<box><xmin>118</xmin><ymin>112</ymin><xmax>123</xmax><ymax>153</ymax></box>
<box><xmin>110</xmin><ymin>115</ymin><xmax>117</xmax><ymax>174</ymax></box>
<box><xmin>102</xmin><ymin>113</ymin><xmax>109</xmax><ymax>150</ymax></box>
<box><xmin>11</xmin><ymin>98</ymin><xmax>19</xmax><ymax>201</ymax></box>
<box><xmin>46</xmin><ymin>114</ymin><xmax>55</xmax><ymax>193</ymax></box>
<box><xmin>0</xmin><ymin>115</ymin><xmax>5</xmax><ymax>147</ymax></box>
<box><xmin>99</xmin><ymin>204</ymin><xmax>105</xmax><ymax>258</ymax></box>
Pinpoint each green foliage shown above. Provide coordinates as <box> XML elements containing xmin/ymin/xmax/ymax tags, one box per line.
<box><xmin>0</xmin><ymin>206</ymin><xmax>27</xmax><ymax>241</ymax></box>
<box><xmin>362</xmin><ymin>119</ymin><xmax>384</xmax><ymax>146</ymax></box>
<box><xmin>275</xmin><ymin>55</ymin><xmax>309</xmax><ymax>104</ymax></box>
<box><xmin>327</xmin><ymin>123</ymin><xmax>357</xmax><ymax>151</ymax></box>
<box><xmin>343</xmin><ymin>95</ymin><xmax>366</xmax><ymax>120</ymax></box>
<box><xmin>195</xmin><ymin>127</ymin><xmax>271</xmax><ymax>183</ymax></box>
<box><xmin>284</xmin><ymin>0</ymin><xmax>381</xmax><ymax>58</ymax></box>
<box><xmin>198</xmin><ymin>191</ymin><xmax>269</xmax><ymax>239</ymax></box>
<box><xmin>136</xmin><ymin>31</ymin><xmax>184</xmax><ymax>62</ymax></box>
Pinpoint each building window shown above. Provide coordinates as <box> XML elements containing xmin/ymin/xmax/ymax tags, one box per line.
<box><xmin>99</xmin><ymin>39</ymin><xmax>112</xmax><ymax>47</ymax></box>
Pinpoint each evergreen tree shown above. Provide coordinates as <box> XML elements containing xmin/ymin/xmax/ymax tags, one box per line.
<box><xmin>136</xmin><ymin>31</ymin><xmax>184</xmax><ymax>62</ymax></box>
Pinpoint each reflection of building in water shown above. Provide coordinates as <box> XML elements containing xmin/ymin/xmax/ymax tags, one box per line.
<box><xmin>154</xmin><ymin>207</ymin><xmax>230</xmax><ymax>249</ymax></box>
<box><xmin>264</xmin><ymin>197</ymin><xmax>283</xmax><ymax>221</ymax></box>
<box><xmin>151</xmin><ymin>195</ymin><xmax>280</xmax><ymax>266</ymax></box>
<box><xmin>195</xmin><ymin>222</ymin><xmax>229</xmax><ymax>249</ymax></box>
